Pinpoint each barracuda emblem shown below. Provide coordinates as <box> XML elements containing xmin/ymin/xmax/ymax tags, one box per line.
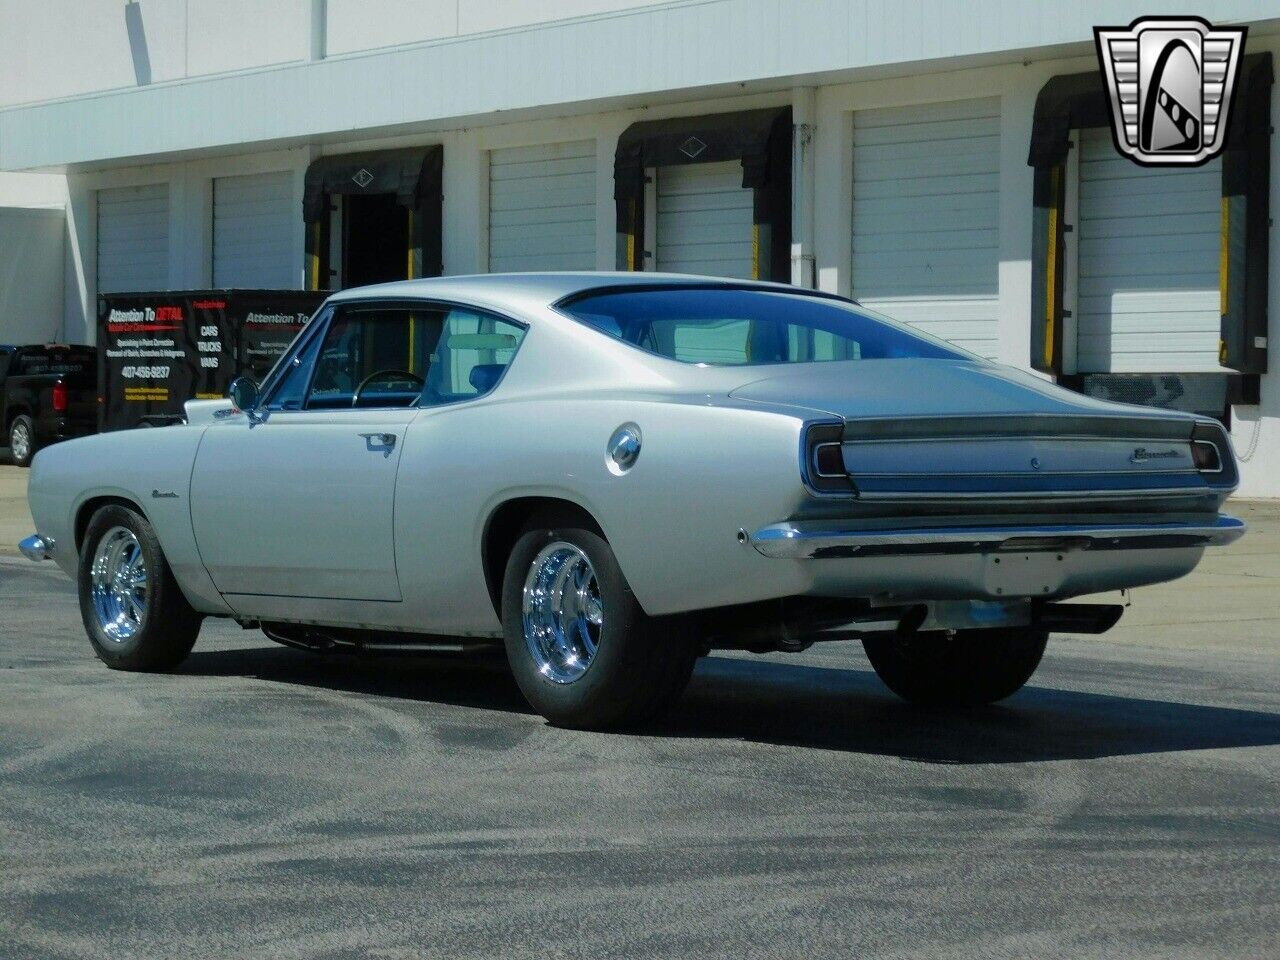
<box><xmin>1130</xmin><ymin>448</ymin><xmax>1183</xmax><ymax>464</ymax></box>
<box><xmin>1094</xmin><ymin>16</ymin><xmax>1246</xmax><ymax>166</ymax></box>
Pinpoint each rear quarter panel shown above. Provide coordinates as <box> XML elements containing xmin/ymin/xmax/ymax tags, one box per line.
<box><xmin>394</xmin><ymin>391</ymin><xmax>814</xmax><ymax>634</ymax></box>
<box><xmin>27</xmin><ymin>427</ymin><xmax>232</xmax><ymax>615</ymax></box>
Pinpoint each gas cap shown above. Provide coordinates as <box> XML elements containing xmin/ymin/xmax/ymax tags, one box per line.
<box><xmin>607</xmin><ymin>424</ymin><xmax>642</xmax><ymax>474</ymax></box>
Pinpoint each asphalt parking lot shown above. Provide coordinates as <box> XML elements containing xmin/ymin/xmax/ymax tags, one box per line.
<box><xmin>1</xmin><ymin>463</ymin><xmax>1278</xmax><ymax>959</ymax></box>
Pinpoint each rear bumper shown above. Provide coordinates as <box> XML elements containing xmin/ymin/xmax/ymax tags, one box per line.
<box><xmin>749</xmin><ymin>515</ymin><xmax>1246</xmax><ymax>560</ymax></box>
<box><xmin>43</xmin><ymin>417</ymin><xmax>96</xmax><ymax>443</ymax></box>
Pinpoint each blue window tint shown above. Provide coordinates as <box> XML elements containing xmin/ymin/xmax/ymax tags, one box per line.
<box><xmin>560</xmin><ymin>286</ymin><xmax>969</xmax><ymax>366</ymax></box>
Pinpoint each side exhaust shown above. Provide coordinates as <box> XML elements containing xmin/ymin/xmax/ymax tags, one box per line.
<box><xmin>1032</xmin><ymin>602</ymin><xmax>1124</xmax><ymax>635</ymax></box>
<box><xmin>19</xmin><ymin>534</ymin><xmax>52</xmax><ymax>562</ymax></box>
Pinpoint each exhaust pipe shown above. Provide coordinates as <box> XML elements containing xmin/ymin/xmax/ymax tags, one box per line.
<box><xmin>1033</xmin><ymin>602</ymin><xmax>1124</xmax><ymax>635</ymax></box>
<box><xmin>19</xmin><ymin>534</ymin><xmax>52</xmax><ymax>562</ymax></box>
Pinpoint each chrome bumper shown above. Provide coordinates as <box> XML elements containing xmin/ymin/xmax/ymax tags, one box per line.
<box><xmin>749</xmin><ymin>515</ymin><xmax>1246</xmax><ymax>560</ymax></box>
<box><xmin>18</xmin><ymin>534</ymin><xmax>53</xmax><ymax>562</ymax></box>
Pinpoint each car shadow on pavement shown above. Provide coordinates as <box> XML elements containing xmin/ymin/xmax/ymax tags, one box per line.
<box><xmin>178</xmin><ymin>645</ymin><xmax>1280</xmax><ymax>765</ymax></box>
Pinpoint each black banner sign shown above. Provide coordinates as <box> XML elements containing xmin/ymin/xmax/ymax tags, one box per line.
<box><xmin>97</xmin><ymin>290</ymin><xmax>326</xmax><ymax>431</ymax></box>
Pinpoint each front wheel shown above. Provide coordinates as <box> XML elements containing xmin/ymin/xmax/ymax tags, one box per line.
<box><xmin>863</xmin><ymin>627</ymin><xmax>1049</xmax><ymax>706</ymax></box>
<box><xmin>78</xmin><ymin>504</ymin><xmax>202</xmax><ymax>671</ymax></box>
<box><xmin>501</xmin><ymin>510</ymin><xmax>697</xmax><ymax>729</ymax></box>
<box><xmin>8</xmin><ymin>414</ymin><xmax>36</xmax><ymax>467</ymax></box>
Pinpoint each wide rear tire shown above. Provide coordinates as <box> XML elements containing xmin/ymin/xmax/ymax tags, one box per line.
<box><xmin>501</xmin><ymin>509</ymin><xmax>697</xmax><ymax>729</ymax></box>
<box><xmin>863</xmin><ymin>627</ymin><xmax>1049</xmax><ymax>706</ymax></box>
<box><xmin>78</xmin><ymin>504</ymin><xmax>202</xmax><ymax>671</ymax></box>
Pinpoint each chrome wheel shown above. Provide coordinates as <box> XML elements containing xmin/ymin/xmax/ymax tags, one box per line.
<box><xmin>521</xmin><ymin>541</ymin><xmax>603</xmax><ymax>684</ymax></box>
<box><xmin>9</xmin><ymin>420</ymin><xmax>30</xmax><ymax>462</ymax></box>
<box><xmin>90</xmin><ymin>526</ymin><xmax>149</xmax><ymax>643</ymax></box>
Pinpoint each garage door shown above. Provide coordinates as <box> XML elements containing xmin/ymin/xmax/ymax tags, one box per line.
<box><xmin>97</xmin><ymin>184</ymin><xmax>169</xmax><ymax>294</ymax></box>
<box><xmin>655</xmin><ymin>161</ymin><xmax>754</xmax><ymax>279</ymax></box>
<box><xmin>489</xmin><ymin>141</ymin><xmax>596</xmax><ymax>272</ymax></box>
<box><xmin>1076</xmin><ymin>127</ymin><xmax>1221</xmax><ymax>372</ymax></box>
<box><xmin>213</xmin><ymin>171</ymin><xmax>296</xmax><ymax>288</ymax></box>
<box><xmin>851</xmin><ymin>98</ymin><xmax>1001</xmax><ymax>358</ymax></box>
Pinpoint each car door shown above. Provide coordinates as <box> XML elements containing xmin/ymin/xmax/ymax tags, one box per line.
<box><xmin>190</xmin><ymin>302</ymin><xmax>439</xmax><ymax>602</ymax></box>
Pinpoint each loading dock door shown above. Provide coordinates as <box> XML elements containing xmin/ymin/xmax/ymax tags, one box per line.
<box><xmin>213</xmin><ymin>171</ymin><xmax>296</xmax><ymax>288</ymax></box>
<box><xmin>654</xmin><ymin>161</ymin><xmax>755</xmax><ymax>279</ymax></box>
<box><xmin>489</xmin><ymin>141</ymin><xmax>597</xmax><ymax>272</ymax></box>
<box><xmin>1076</xmin><ymin>127</ymin><xmax>1222</xmax><ymax>372</ymax></box>
<box><xmin>97</xmin><ymin>184</ymin><xmax>169</xmax><ymax>294</ymax></box>
<box><xmin>613</xmin><ymin>107</ymin><xmax>791</xmax><ymax>281</ymax></box>
<box><xmin>850</xmin><ymin>98</ymin><xmax>1001</xmax><ymax>358</ymax></box>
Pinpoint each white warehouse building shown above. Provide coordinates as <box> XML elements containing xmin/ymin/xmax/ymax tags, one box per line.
<box><xmin>2</xmin><ymin>1</ymin><xmax>1280</xmax><ymax>494</ymax></box>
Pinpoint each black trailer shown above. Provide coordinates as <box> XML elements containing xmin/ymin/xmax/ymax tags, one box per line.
<box><xmin>97</xmin><ymin>290</ymin><xmax>326</xmax><ymax>431</ymax></box>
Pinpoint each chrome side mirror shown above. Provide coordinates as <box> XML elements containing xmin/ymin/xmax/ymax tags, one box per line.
<box><xmin>228</xmin><ymin>376</ymin><xmax>260</xmax><ymax>417</ymax></box>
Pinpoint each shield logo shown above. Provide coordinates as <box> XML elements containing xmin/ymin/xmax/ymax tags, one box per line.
<box><xmin>1094</xmin><ymin>17</ymin><xmax>1246</xmax><ymax>166</ymax></box>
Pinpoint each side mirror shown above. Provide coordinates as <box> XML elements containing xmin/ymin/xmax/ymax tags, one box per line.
<box><xmin>228</xmin><ymin>376</ymin><xmax>260</xmax><ymax>413</ymax></box>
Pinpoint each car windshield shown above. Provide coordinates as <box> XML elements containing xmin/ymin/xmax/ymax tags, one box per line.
<box><xmin>558</xmin><ymin>286</ymin><xmax>970</xmax><ymax>366</ymax></box>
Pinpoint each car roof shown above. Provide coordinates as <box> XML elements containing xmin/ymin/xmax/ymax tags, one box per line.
<box><xmin>323</xmin><ymin>272</ymin><xmax>815</xmax><ymax>314</ymax></box>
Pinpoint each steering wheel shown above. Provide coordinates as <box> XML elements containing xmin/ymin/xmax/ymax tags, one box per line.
<box><xmin>351</xmin><ymin>369</ymin><xmax>424</xmax><ymax>406</ymax></box>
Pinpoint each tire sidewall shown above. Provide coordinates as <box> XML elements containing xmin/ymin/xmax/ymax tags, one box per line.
<box><xmin>501</xmin><ymin>522</ymin><xmax>645</xmax><ymax>724</ymax></box>
<box><xmin>78</xmin><ymin>505</ymin><xmax>172</xmax><ymax>668</ymax></box>
<box><xmin>8</xmin><ymin>414</ymin><xmax>34</xmax><ymax>467</ymax></box>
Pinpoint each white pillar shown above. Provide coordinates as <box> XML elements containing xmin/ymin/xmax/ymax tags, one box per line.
<box><xmin>812</xmin><ymin>89</ymin><xmax>851</xmax><ymax>297</ymax></box>
<box><xmin>64</xmin><ymin>175</ymin><xmax>94</xmax><ymax>343</ymax></box>
<box><xmin>309</xmin><ymin>0</ymin><xmax>326</xmax><ymax>61</ymax></box>
<box><xmin>441</xmin><ymin>132</ymin><xmax>486</xmax><ymax>276</ymax></box>
<box><xmin>996</xmin><ymin>87</ymin><xmax>1038</xmax><ymax>371</ymax></box>
<box><xmin>790</xmin><ymin>87</ymin><xmax>817</xmax><ymax>288</ymax></box>
<box><xmin>170</xmin><ymin>165</ymin><xmax>211</xmax><ymax>289</ymax></box>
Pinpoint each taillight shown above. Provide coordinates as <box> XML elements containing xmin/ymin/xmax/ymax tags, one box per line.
<box><xmin>803</xmin><ymin>421</ymin><xmax>854</xmax><ymax>496</ymax></box>
<box><xmin>1190</xmin><ymin>421</ymin><xmax>1238</xmax><ymax>487</ymax></box>
<box><xmin>1191</xmin><ymin>440</ymin><xmax>1221</xmax><ymax>472</ymax></box>
<box><xmin>52</xmin><ymin>381</ymin><xmax>67</xmax><ymax>412</ymax></box>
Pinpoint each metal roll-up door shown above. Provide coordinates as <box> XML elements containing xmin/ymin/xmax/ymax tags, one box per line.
<box><xmin>654</xmin><ymin>161</ymin><xmax>754</xmax><ymax>279</ymax></box>
<box><xmin>851</xmin><ymin>98</ymin><xmax>1001</xmax><ymax>357</ymax></box>
<box><xmin>97</xmin><ymin>184</ymin><xmax>169</xmax><ymax>294</ymax></box>
<box><xmin>489</xmin><ymin>141</ymin><xmax>596</xmax><ymax>272</ymax></box>
<box><xmin>1076</xmin><ymin>127</ymin><xmax>1222</xmax><ymax>372</ymax></box>
<box><xmin>213</xmin><ymin>171</ymin><xmax>296</xmax><ymax>288</ymax></box>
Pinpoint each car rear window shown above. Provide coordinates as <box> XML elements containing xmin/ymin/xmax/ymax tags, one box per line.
<box><xmin>557</xmin><ymin>286</ymin><xmax>968</xmax><ymax>366</ymax></box>
<box><xmin>15</xmin><ymin>350</ymin><xmax>95</xmax><ymax>377</ymax></box>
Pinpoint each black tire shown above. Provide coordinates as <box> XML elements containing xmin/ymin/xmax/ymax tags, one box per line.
<box><xmin>78</xmin><ymin>504</ymin><xmax>202</xmax><ymax>671</ymax></box>
<box><xmin>8</xmin><ymin>414</ymin><xmax>37</xmax><ymax>467</ymax></box>
<box><xmin>501</xmin><ymin>509</ymin><xmax>697</xmax><ymax>729</ymax></box>
<box><xmin>863</xmin><ymin>627</ymin><xmax>1049</xmax><ymax>706</ymax></box>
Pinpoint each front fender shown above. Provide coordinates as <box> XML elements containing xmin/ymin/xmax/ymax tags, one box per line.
<box><xmin>27</xmin><ymin>428</ymin><xmax>232</xmax><ymax>616</ymax></box>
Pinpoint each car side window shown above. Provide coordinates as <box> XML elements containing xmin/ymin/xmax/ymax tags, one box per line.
<box><xmin>305</xmin><ymin>307</ymin><xmax>442</xmax><ymax>410</ymax></box>
<box><xmin>419</xmin><ymin>309</ymin><xmax>526</xmax><ymax>407</ymax></box>
<box><xmin>263</xmin><ymin>333</ymin><xmax>324</xmax><ymax>411</ymax></box>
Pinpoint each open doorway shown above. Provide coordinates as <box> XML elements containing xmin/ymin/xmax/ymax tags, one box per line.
<box><xmin>340</xmin><ymin>193</ymin><xmax>410</xmax><ymax>288</ymax></box>
<box><xmin>303</xmin><ymin>147</ymin><xmax>443</xmax><ymax>291</ymax></box>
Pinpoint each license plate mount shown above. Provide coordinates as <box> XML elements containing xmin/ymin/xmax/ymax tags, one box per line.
<box><xmin>982</xmin><ymin>551</ymin><xmax>1068</xmax><ymax>597</ymax></box>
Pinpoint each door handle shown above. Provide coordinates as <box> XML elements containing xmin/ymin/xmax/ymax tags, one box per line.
<box><xmin>359</xmin><ymin>432</ymin><xmax>397</xmax><ymax>449</ymax></box>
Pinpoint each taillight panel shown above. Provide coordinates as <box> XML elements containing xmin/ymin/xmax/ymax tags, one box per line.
<box><xmin>1190</xmin><ymin>421</ymin><xmax>1237</xmax><ymax>487</ymax></box>
<box><xmin>51</xmin><ymin>381</ymin><xmax>68</xmax><ymax>413</ymax></box>
<box><xmin>802</xmin><ymin>421</ymin><xmax>855</xmax><ymax>496</ymax></box>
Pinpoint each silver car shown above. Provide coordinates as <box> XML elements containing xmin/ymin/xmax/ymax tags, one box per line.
<box><xmin>21</xmin><ymin>274</ymin><xmax>1244</xmax><ymax>728</ymax></box>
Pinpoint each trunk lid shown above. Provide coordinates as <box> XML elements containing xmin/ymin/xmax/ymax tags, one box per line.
<box><xmin>730</xmin><ymin>359</ymin><xmax>1223</xmax><ymax>504</ymax></box>
<box><xmin>729</xmin><ymin>358</ymin><xmax>1194</xmax><ymax>434</ymax></box>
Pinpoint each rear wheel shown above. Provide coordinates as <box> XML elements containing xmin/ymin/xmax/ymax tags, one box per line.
<box><xmin>78</xmin><ymin>504</ymin><xmax>202</xmax><ymax>671</ymax></box>
<box><xmin>501</xmin><ymin>510</ymin><xmax>697</xmax><ymax>729</ymax></box>
<box><xmin>8</xmin><ymin>414</ymin><xmax>36</xmax><ymax>467</ymax></box>
<box><xmin>863</xmin><ymin>627</ymin><xmax>1048</xmax><ymax>706</ymax></box>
